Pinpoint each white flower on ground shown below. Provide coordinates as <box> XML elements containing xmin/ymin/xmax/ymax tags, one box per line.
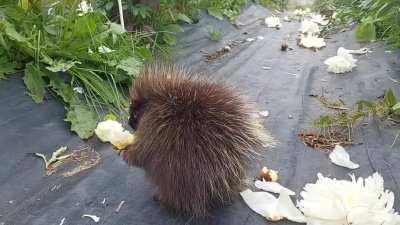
<box><xmin>299</xmin><ymin>34</ymin><xmax>326</xmax><ymax>49</ymax></box>
<box><xmin>98</xmin><ymin>46</ymin><xmax>115</xmax><ymax>54</ymax></box>
<box><xmin>298</xmin><ymin>173</ymin><xmax>400</xmax><ymax>225</ymax></box>
<box><xmin>329</xmin><ymin>145</ymin><xmax>359</xmax><ymax>169</ymax></box>
<box><xmin>310</xmin><ymin>13</ymin><xmax>329</xmax><ymax>26</ymax></box>
<box><xmin>265</xmin><ymin>16</ymin><xmax>282</xmax><ymax>28</ymax></box>
<box><xmin>324</xmin><ymin>47</ymin><xmax>357</xmax><ymax>73</ymax></box>
<box><xmin>77</xmin><ymin>0</ymin><xmax>93</xmax><ymax>16</ymax></box>
<box><xmin>240</xmin><ymin>189</ymin><xmax>306</xmax><ymax>222</ymax></box>
<box><xmin>299</xmin><ymin>20</ymin><xmax>320</xmax><ymax>35</ymax></box>
<box><xmin>95</xmin><ymin>120</ymin><xmax>135</xmax><ymax>150</ymax></box>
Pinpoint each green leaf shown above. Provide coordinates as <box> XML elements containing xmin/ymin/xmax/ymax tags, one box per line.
<box><xmin>46</xmin><ymin>60</ymin><xmax>81</xmax><ymax>72</ymax></box>
<box><xmin>47</xmin><ymin>72</ymin><xmax>77</xmax><ymax>104</ymax></box>
<box><xmin>163</xmin><ymin>24</ymin><xmax>184</xmax><ymax>33</ymax></box>
<box><xmin>116</xmin><ymin>57</ymin><xmax>142</xmax><ymax>76</ymax></box>
<box><xmin>356</xmin><ymin>22</ymin><xmax>376</xmax><ymax>42</ymax></box>
<box><xmin>176</xmin><ymin>13</ymin><xmax>193</xmax><ymax>24</ymax></box>
<box><xmin>162</xmin><ymin>33</ymin><xmax>177</xmax><ymax>46</ymax></box>
<box><xmin>136</xmin><ymin>47</ymin><xmax>152</xmax><ymax>60</ymax></box>
<box><xmin>65</xmin><ymin>104</ymin><xmax>98</xmax><ymax>139</ymax></box>
<box><xmin>108</xmin><ymin>22</ymin><xmax>125</xmax><ymax>35</ymax></box>
<box><xmin>207</xmin><ymin>8</ymin><xmax>224</xmax><ymax>20</ymax></box>
<box><xmin>384</xmin><ymin>89</ymin><xmax>397</xmax><ymax>108</ymax></box>
<box><xmin>105</xmin><ymin>2</ymin><xmax>114</xmax><ymax>11</ymax></box>
<box><xmin>392</xmin><ymin>103</ymin><xmax>400</xmax><ymax>112</ymax></box>
<box><xmin>104</xmin><ymin>113</ymin><xmax>117</xmax><ymax>121</ymax></box>
<box><xmin>1</xmin><ymin>20</ymin><xmax>28</xmax><ymax>43</ymax></box>
<box><xmin>23</xmin><ymin>63</ymin><xmax>46</xmax><ymax>103</ymax></box>
<box><xmin>0</xmin><ymin>57</ymin><xmax>17</xmax><ymax>80</ymax></box>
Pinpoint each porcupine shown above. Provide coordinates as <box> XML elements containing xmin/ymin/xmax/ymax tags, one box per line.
<box><xmin>123</xmin><ymin>64</ymin><xmax>271</xmax><ymax>217</ymax></box>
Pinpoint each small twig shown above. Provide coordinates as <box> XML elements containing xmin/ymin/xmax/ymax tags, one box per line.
<box><xmin>115</xmin><ymin>201</ymin><xmax>125</xmax><ymax>213</ymax></box>
<box><xmin>391</xmin><ymin>132</ymin><xmax>400</xmax><ymax>148</ymax></box>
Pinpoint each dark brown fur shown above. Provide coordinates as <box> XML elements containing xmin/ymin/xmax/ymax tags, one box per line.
<box><xmin>123</xmin><ymin>65</ymin><xmax>265</xmax><ymax>217</ymax></box>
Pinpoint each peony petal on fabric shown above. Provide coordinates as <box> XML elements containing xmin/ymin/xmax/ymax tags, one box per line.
<box><xmin>255</xmin><ymin>180</ymin><xmax>295</xmax><ymax>195</ymax></box>
<box><xmin>329</xmin><ymin>145</ymin><xmax>360</xmax><ymax>169</ymax></box>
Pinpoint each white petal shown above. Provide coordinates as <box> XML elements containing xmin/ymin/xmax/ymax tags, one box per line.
<box><xmin>82</xmin><ymin>214</ymin><xmax>100</xmax><ymax>223</ymax></box>
<box><xmin>240</xmin><ymin>189</ymin><xmax>278</xmax><ymax>218</ymax></box>
<box><xmin>258</xmin><ymin>110</ymin><xmax>269</xmax><ymax>117</ymax></box>
<box><xmin>329</xmin><ymin>145</ymin><xmax>359</xmax><ymax>169</ymax></box>
<box><xmin>246</xmin><ymin>38</ymin><xmax>255</xmax><ymax>42</ymax></box>
<box><xmin>255</xmin><ymin>180</ymin><xmax>295</xmax><ymax>195</ymax></box>
<box><xmin>257</xmin><ymin>36</ymin><xmax>265</xmax><ymax>40</ymax></box>
<box><xmin>98</xmin><ymin>46</ymin><xmax>115</xmax><ymax>54</ymax></box>
<box><xmin>276</xmin><ymin>190</ymin><xmax>307</xmax><ymax>223</ymax></box>
<box><xmin>265</xmin><ymin>16</ymin><xmax>282</xmax><ymax>28</ymax></box>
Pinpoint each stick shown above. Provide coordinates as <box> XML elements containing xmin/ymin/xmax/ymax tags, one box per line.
<box><xmin>117</xmin><ymin>0</ymin><xmax>125</xmax><ymax>31</ymax></box>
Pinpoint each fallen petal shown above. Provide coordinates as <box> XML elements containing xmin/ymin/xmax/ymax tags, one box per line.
<box><xmin>82</xmin><ymin>214</ymin><xmax>100</xmax><ymax>223</ymax></box>
<box><xmin>259</xmin><ymin>110</ymin><xmax>269</xmax><ymax>117</ymax></box>
<box><xmin>329</xmin><ymin>145</ymin><xmax>359</xmax><ymax>169</ymax></box>
<box><xmin>240</xmin><ymin>189</ymin><xmax>278</xmax><ymax>218</ymax></box>
<box><xmin>255</xmin><ymin>180</ymin><xmax>295</xmax><ymax>195</ymax></box>
<box><xmin>276</xmin><ymin>190</ymin><xmax>307</xmax><ymax>223</ymax></box>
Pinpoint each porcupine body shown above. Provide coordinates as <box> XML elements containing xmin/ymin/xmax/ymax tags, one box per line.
<box><xmin>123</xmin><ymin>64</ymin><xmax>268</xmax><ymax>217</ymax></box>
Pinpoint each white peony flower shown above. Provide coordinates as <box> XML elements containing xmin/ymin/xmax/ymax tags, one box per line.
<box><xmin>240</xmin><ymin>189</ymin><xmax>306</xmax><ymax>222</ymax></box>
<box><xmin>94</xmin><ymin>120</ymin><xmax>135</xmax><ymax>150</ymax></box>
<box><xmin>298</xmin><ymin>173</ymin><xmax>400</xmax><ymax>225</ymax></box>
<box><xmin>265</xmin><ymin>16</ymin><xmax>282</xmax><ymax>28</ymax></box>
<box><xmin>299</xmin><ymin>20</ymin><xmax>320</xmax><ymax>35</ymax></box>
<box><xmin>77</xmin><ymin>0</ymin><xmax>93</xmax><ymax>16</ymax></box>
<box><xmin>98</xmin><ymin>46</ymin><xmax>115</xmax><ymax>54</ymax></box>
<box><xmin>309</xmin><ymin>13</ymin><xmax>329</xmax><ymax>26</ymax></box>
<box><xmin>329</xmin><ymin>145</ymin><xmax>359</xmax><ymax>169</ymax></box>
<box><xmin>324</xmin><ymin>47</ymin><xmax>357</xmax><ymax>73</ymax></box>
<box><xmin>299</xmin><ymin>34</ymin><xmax>326</xmax><ymax>49</ymax></box>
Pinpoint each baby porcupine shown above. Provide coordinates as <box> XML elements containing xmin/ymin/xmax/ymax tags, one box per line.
<box><xmin>123</xmin><ymin>64</ymin><xmax>269</xmax><ymax>217</ymax></box>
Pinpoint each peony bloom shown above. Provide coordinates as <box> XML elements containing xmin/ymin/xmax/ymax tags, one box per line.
<box><xmin>298</xmin><ymin>173</ymin><xmax>400</xmax><ymax>225</ymax></box>
<box><xmin>95</xmin><ymin>120</ymin><xmax>135</xmax><ymax>150</ymax></box>
<box><xmin>265</xmin><ymin>16</ymin><xmax>282</xmax><ymax>28</ymax></box>
<box><xmin>299</xmin><ymin>20</ymin><xmax>320</xmax><ymax>35</ymax></box>
<box><xmin>324</xmin><ymin>47</ymin><xmax>357</xmax><ymax>74</ymax></box>
<box><xmin>299</xmin><ymin>34</ymin><xmax>326</xmax><ymax>49</ymax></box>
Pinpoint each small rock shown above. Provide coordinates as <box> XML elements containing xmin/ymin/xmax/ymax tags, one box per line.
<box><xmin>288</xmin><ymin>115</ymin><xmax>293</xmax><ymax>119</ymax></box>
<box><xmin>257</xmin><ymin>36</ymin><xmax>265</xmax><ymax>40</ymax></box>
<box><xmin>262</xmin><ymin>66</ymin><xmax>272</xmax><ymax>70</ymax></box>
<box><xmin>259</xmin><ymin>110</ymin><xmax>270</xmax><ymax>117</ymax></box>
<box><xmin>223</xmin><ymin>46</ymin><xmax>231</xmax><ymax>51</ymax></box>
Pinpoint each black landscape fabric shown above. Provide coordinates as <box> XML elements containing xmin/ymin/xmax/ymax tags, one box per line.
<box><xmin>0</xmin><ymin>5</ymin><xmax>399</xmax><ymax>225</ymax></box>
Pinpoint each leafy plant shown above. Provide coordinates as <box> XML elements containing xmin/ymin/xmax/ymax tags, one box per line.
<box><xmin>0</xmin><ymin>1</ymin><xmax>150</xmax><ymax>138</ymax></box>
<box><xmin>207</xmin><ymin>26</ymin><xmax>223</xmax><ymax>41</ymax></box>
<box><xmin>313</xmin><ymin>0</ymin><xmax>400</xmax><ymax>49</ymax></box>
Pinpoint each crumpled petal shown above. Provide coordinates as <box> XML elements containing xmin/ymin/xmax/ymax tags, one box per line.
<box><xmin>95</xmin><ymin>120</ymin><xmax>135</xmax><ymax>150</ymax></box>
<box><xmin>329</xmin><ymin>145</ymin><xmax>360</xmax><ymax>169</ymax></box>
<box><xmin>240</xmin><ymin>189</ymin><xmax>306</xmax><ymax>223</ymax></box>
<box><xmin>255</xmin><ymin>180</ymin><xmax>295</xmax><ymax>195</ymax></box>
<box><xmin>265</xmin><ymin>16</ymin><xmax>282</xmax><ymax>28</ymax></box>
<box><xmin>240</xmin><ymin>189</ymin><xmax>278</xmax><ymax>218</ymax></box>
<box><xmin>299</xmin><ymin>34</ymin><xmax>326</xmax><ymax>49</ymax></box>
<box><xmin>299</xmin><ymin>20</ymin><xmax>320</xmax><ymax>34</ymax></box>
